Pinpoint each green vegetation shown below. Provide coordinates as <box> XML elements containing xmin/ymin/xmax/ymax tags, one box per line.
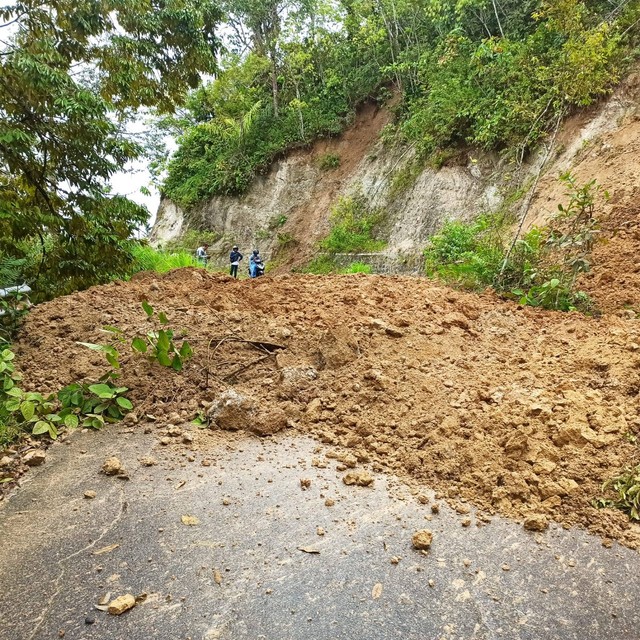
<box><xmin>424</xmin><ymin>173</ymin><xmax>602</xmax><ymax>311</ymax></box>
<box><xmin>341</xmin><ymin>262</ymin><xmax>373</xmax><ymax>274</ymax></box>
<box><xmin>0</xmin><ymin>0</ymin><xmax>220</xmax><ymax>301</ymax></box>
<box><xmin>318</xmin><ymin>153</ymin><xmax>341</xmax><ymax>171</ymax></box>
<box><xmin>319</xmin><ymin>195</ymin><xmax>386</xmax><ymax>254</ymax></box>
<box><xmin>595</xmin><ymin>464</ymin><xmax>640</xmax><ymax>521</ymax></box>
<box><xmin>159</xmin><ymin>0</ymin><xmax>637</xmax><ymax>209</ymax></box>
<box><xmin>0</xmin><ymin>346</ymin><xmax>134</xmax><ymax>446</ymax></box>
<box><xmin>129</xmin><ymin>244</ymin><xmax>203</xmax><ymax>274</ymax></box>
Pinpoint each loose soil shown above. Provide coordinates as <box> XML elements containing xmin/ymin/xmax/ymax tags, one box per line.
<box><xmin>10</xmin><ymin>270</ymin><xmax>640</xmax><ymax>548</ymax></box>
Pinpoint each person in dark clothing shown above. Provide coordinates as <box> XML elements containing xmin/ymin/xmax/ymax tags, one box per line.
<box><xmin>229</xmin><ymin>245</ymin><xmax>243</xmax><ymax>278</ymax></box>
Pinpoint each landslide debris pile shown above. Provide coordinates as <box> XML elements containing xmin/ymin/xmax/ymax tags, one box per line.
<box><xmin>16</xmin><ymin>269</ymin><xmax>640</xmax><ymax>548</ymax></box>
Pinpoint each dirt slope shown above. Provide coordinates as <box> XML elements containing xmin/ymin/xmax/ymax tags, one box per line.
<box><xmin>12</xmin><ymin>270</ymin><xmax>640</xmax><ymax>548</ymax></box>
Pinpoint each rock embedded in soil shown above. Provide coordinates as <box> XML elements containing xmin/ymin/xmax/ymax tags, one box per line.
<box><xmin>412</xmin><ymin>530</ymin><xmax>433</xmax><ymax>550</ymax></box>
<box><xmin>23</xmin><ymin>450</ymin><xmax>46</xmax><ymax>467</ymax></box>
<box><xmin>107</xmin><ymin>594</ymin><xmax>136</xmax><ymax>615</ymax></box>
<box><xmin>208</xmin><ymin>390</ymin><xmax>287</xmax><ymax>436</ymax></box>
<box><xmin>342</xmin><ymin>470</ymin><xmax>374</xmax><ymax>487</ymax></box>
<box><xmin>523</xmin><ymin>513</ymin><xmax>549</xmax><ymax>532</ymax></box>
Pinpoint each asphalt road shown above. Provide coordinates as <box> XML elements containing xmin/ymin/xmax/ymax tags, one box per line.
<box><xmin>1</xmin><ymin>427</ymin><xmax>639</xmax><ymax>640</ymax></box>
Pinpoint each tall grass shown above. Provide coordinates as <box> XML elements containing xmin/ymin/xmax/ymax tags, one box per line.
<box><xmin>129</xmin><ymin>244</ymin><xmax>203</xmax><ymax>273</ymax></box>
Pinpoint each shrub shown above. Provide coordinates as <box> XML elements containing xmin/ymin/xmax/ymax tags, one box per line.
<box><xmin>318</xmin><ymin>153</ymin><xmax>341</xmax><ymax>170</ymax></box>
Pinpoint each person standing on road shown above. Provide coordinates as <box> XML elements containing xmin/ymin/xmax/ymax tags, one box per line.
<box><xmin>229</xmin><ymin>245</ymin><xmax>243</xmax><ymax>278</ymax></box>
<box><xmin>196</xmin><ymin>243</ymin><xmax>209</xmax><ymax>266</ymax></box>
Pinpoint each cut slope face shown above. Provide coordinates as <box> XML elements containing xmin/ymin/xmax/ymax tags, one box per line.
<box><xmin>15</xmin><ymin>270</ymin><xmax>640</xmax><ymax>548</ymax></box>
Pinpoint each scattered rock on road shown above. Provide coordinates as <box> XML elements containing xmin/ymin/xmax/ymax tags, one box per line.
<box><xmin>23</xmin><ymin>450</ymin><xmax>46</xmax><ymax>467</ymax></box>
<box><xmin>524</xmin><ymin>514</ymin><xmax>549</xmax><ymax>531</ymax></box>
<box><xmin>412</xmin><ymin>529</ymin><xmax>433</xmax><ymax>550</ymax></box>
<box><xmin>343</xmin><ymin>470</ymin><xmax>373</xmax><ymax>487</ymax></box>
<box><xmin>101</xmin><ymin>457</ymin><xmax>124</xmax><ymax>476</ymax></box>
<box><xmin>107</xmin><ymin>594</ymin><xmax>136</xmax><ymax>615</ymax></box>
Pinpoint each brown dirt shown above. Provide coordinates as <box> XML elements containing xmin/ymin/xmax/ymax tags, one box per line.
<box><xmin>10</xmin><ymin>269</ymin><xmax>640</xmax><ymax>548</ymax></box>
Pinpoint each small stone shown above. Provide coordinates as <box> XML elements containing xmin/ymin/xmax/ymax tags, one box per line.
<box><xmin>461</xmin><ymin>518</ymin><xmax>471</xmax><ymax>527</ymax></box>
<box><xmin>101</xmin><ymin>457</ymin><xmax>122</xmax><ymax>475</ymax></box>
<box><xmin>431</xmin><ymin>503</ymin><xmax>440</xmax><ymax>514</ymax></box>
<box><xmin>0</xmin><ymin>456</ymin><xmax>13</xmax><ymax>467</ymax></box>
<box><xmin>138</xmin><ymin>456</ymin><xmax>157</xmax><ymax>467</ymax></box>
<box><xmin>160</xmin><ymin>437</ymin><xmax>171</xmax><ymax>446</ymax></box>
<box><xmin>222</xmin><ymin>498</ymin><xmax>231</xmax><ymax>506</ymax></box>
<box><xmin>428</xmin><ymin>579</ymin><xmax>435</xmax><ymax>588</ymax></box>
<box><xmin>201</xmin><ymin>459</ymin><xmax>211</xmax><ymax>467</ymax></box>
<box><xmin>182</xmin><ymin>433</ymin><xmax>194</xmax><ymax>444</ymax></box>
<box><xmin>84</xmin><ymin>490</ymin><xmax>97</xmax><ymax>499</ymax></box>
<box><xmin>502</xmin><ymin>564</ymin><xmax>511</xmax><ymax>571</ymax></box>
<box><xmin>324</xmin><ymin>498</ymin><xmax>335</xmax><ymax>507</ymax></box>
<box><xmin>24</xmin><ymin>450</ymin><xmax>46</xmax><ymax>467</ymax></box>
<box><xmin>342</xmin><ymin>471</ymin><xmax>374</xmax><ymax>487</ymax></box>
<box><xmin>316</xmin><ymin>527</ymin><xmax>325</xmax><ymax>536</ymax></box>
<box><xmin>85</xmin><ymin>616</ymin><xmax>95</xmax><ymax>625</ymax></box>
<box><xmin>300</xmin><ymin>478</ymin><xmax>311</xmax><ymax>490</ymax></box>
<box><xmin>390</xmin><ymin>556</ymin><xmax>401</xmax><ymax>565</ymax></box>
<box><xmin>411</xmin><ymin>529</ymin><xmax>433</xmax><ymax>550</ymax></box>
<box><xmin>463</xmin><ymin>559</ymin><xmax>471</xmax><ymax>567</ymax></box>
<box><xmin>107</xmin><ymin>594</ymin><xmax>136</xmax><ymax>615</ymax></box>
<box><xmin>417</xmin><ymin>494</ymin><xmax>429</xmax><ymax>505</ymax></box>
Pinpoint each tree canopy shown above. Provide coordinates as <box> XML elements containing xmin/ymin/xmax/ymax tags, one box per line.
<box><xmin>0</xmin><ymin>0</ymin><xmax>220</xmax><ymax>297</ymax></box>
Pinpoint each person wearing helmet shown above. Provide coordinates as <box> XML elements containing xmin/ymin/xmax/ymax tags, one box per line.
<box><xmin>249</xmin><ymin>249</ymin><xmax>264</xmax><ymax>278</ymax></box>
<box><xmin>229</xmin><ymin>245</ymin><xmax>243</xmax><ymax>278</ymax></box>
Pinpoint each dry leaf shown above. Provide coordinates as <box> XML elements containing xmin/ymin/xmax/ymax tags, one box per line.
<box><xmin>93</xmin><ymin>605</ymin><xmax>109</xmax><ymax>612</ymax></box>
<box><xmin>181</xmin><ymin>515</ymin><xmax>200</xmax><ymax>526</ymax></box>
<box><xmin>93</xmin><ymin>543</ymin><xmax>120</xmax><ymax>556</ymax></box>
<box><xmin>98</xmin><ymin>592</ymin><xmax>111</xmax><ymax>606</ymax></box>
<box><xmin>297</xmin><ymin>546</ymin><xmax>320</xmax><ymax>554</ymax></box>
<box><xmin>372</xmin><ymin>583</ymin><xmax>383</xmax><ymax>599</ymax></box>
<box><xmin>213</xmin><ymin>570</ymin><xmax>223</xmax><ymax>585</ymax></box>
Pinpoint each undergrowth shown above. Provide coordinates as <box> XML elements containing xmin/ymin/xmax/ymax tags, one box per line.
<box><xmin>423</xmin><ymin>173</ymin><xmax>603</xmax><ymax>312</ymax></box>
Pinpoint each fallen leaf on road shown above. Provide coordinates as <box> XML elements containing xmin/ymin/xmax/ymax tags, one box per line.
<box><xmin>93</xmin><ymin>543</ymin><xmax>120</xmax><ymax>556</ymax></box>
<box><xmin>181</xmin><ymin>515</ymin><xmax>200</xmax><ymax>526</ymax></box>
<box><xmin>297</xmin><ymin>546</ymin><xmax>320</xmax><ymax>554</ymax></box>
<box><xmin>372</xmin><ymin>583</ymin><xmax>383</xmax><ymax>599</ymax></box>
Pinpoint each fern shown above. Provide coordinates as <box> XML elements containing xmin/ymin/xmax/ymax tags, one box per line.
<box><xmin>0</xmin><ymin>256</ymin><xmax>26</xmax><ymax>289</ymax></box>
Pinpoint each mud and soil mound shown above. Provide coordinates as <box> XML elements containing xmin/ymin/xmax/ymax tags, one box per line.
<box><xmin>14</xmin><ymin>269</ymin><xmax>640</xmax><ymax>547</ymax></box>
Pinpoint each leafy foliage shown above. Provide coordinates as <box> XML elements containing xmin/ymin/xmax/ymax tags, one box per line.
<box><xmin>0</xmin><ymin>0</ymin><xmax>221</xmax><ymax>300</ymax></box>
<box><xmin>595</xmin><ymin>464</ymin><xmax>640</xmax><ymax>521</ymax></box>
<box><xmin>424</xmin><ymin>174</ymin><xmax>603</xmax><ymax>311</ymax></box>
<box><xmin>0</xmin><ymin>347</ymin><xmax>133</xmax><ymax>445</ymax></box>
<box><xmin>159</xmin><ymin>0</ymin><xmax>632</xmax><ymax>207</ymax></box>
<box><xmin>319</xmin><ymin>195</ymin><xmax>387</xmax><ymax>254</ymax></box>
<box><xmin>132</xmin><ymin>302</ymin><xmax>193</xmax><ymax>371</ymax></box>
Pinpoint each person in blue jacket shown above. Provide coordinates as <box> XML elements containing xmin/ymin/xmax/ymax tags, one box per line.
<box><xmin>249</xmin><ymin>249</ymin><xmax>264</xmax><ymax>278</ymax></box>
<box><xmin>229</xmin><ymin>245</ymin><xmax>243</xmax><ymax>278</ymax></box>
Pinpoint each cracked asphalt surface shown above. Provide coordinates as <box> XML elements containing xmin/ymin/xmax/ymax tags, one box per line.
<box><xmin>1</xmin><ymin>426</ymin><xmax>639</xmax><ymax>640</ymax></box>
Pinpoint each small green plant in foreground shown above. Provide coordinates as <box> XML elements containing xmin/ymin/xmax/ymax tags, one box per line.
<box><xmin>594</xmin><ymin>464</ymin><xmax>640</xmax><ymax>521</ymax></box>
<box><xmin>0</xmin><ymin>347</ymin><xmax>134</xmax><ymax>443</ymax></box>
<box><xmin>132</xmin><ymin>301</ymin><xmax>193</xmax><ymax>371</ymax></box>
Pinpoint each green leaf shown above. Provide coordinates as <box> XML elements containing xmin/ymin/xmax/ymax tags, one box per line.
<box><xmin>158</xmin><ymin>311</ymin><xmax>169</xmax><ymax>325</ymax></box>
<box><xmin>2</xmin><ymin>349</ymin><xmax>15</xmax><ymax>361</ymax></box>
<box><xmin>157</xmin><ymin>350</ymin><xmax>172</xmax><ymax>367</ymax></box>
<box><xmin>106</xmin><ymin>353</ymin><xmax>120</xmax><ymax>369</ymax></box>
<box><xmin>156</xmin><ymin>330</ymin><xmax>170</xmax><ymax>352</ymax></box>
<box><xmin>132</xmin><ymin>337</ymin><xmax>148</xmax><ymax>353</ymax></box>
<box><xmin>6</xmin><ymin>387</ymin><xmax>22</xmax><ymax>398</ymax></box>
<box><xmin>49</xmin><ymin>424</ymin><xmax>58</xmax><ymax>439</ymax></box>
<box><xmin>89</xmin><ymin>383</ymin><xmax>115</xmax><ymax>399</ymax></box>
<box><xmin>32</xmin><ymin>421</ymin><xmax>50</xmax><ymax>435</ymax></box>
<box><xmin>116</xmin><ymin>397</ymin><xmax>133</xmax><ymax>410</ymax></box>
<box><xmin>64</xmin><ymin>414</ymin><xmax>79</xmax><ymax>429</ymax></box>
<box><xmin>77</xmin><ymin>341</ymin><xmax>109</xmax><ymax>352</ymax></box>
<box><xmin>5</xmin><ymin>398</ymin><xmax>21</xmax><ymax>412</ymax></box>
<box><xmin>171</xmin><ymin>355</ymin><xmax>183</xmax><ymax>371</ymax></box>
<box><xmin>142</xmin><ymin>300</ymin><xmax>154</xmax><ymax>317</ymax></box>
<box><xmin>20</xmin><ymin>401</ymin><xmax>35</xmax><ymax>421</ymax></box>
<box><xmin>179</xmin><ymin>341</ymin><xmax>193</xmax><ymax>358</ymax></box>
<box><xmin>102</xmin><ymin>326</ymin><xmax>124</xmax><ymax>334</ymax></box>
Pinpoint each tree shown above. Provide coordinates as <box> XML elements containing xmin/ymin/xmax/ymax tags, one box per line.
<box><xmin>0</xmin><ymin>0</ymin><xmax>221</xmax><ymax>297</ymax></box>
